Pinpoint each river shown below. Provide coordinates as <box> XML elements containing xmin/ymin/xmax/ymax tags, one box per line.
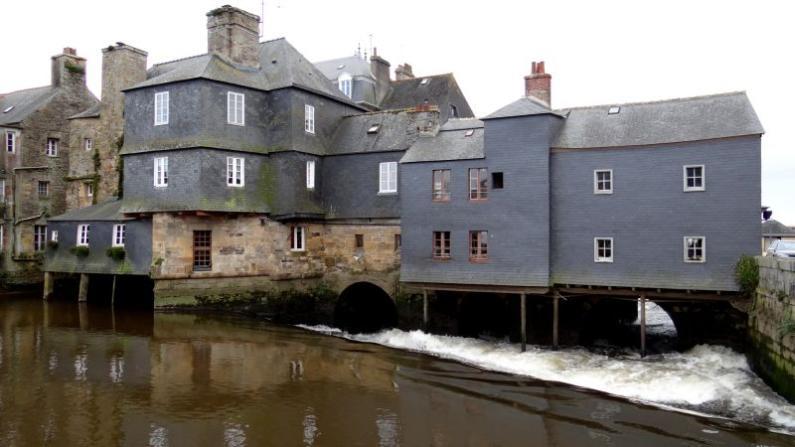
<box><xmin>0</xmin><ymin>296</ymin><xmax>793</xmax><ymax>446</ymax></box>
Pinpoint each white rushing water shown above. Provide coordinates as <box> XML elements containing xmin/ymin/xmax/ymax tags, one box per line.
<box><xmin>298</xmin><ymin>324</ymin><xmax>795</xmax><ymax>434</ymax></box>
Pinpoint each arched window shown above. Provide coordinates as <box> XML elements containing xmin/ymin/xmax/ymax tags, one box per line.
<box><xmin>338</xmin><ymin>73</ymin><xmax>353</xmax><ymax>98</ymax></box>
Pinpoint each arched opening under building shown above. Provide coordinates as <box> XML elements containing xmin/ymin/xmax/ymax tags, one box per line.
<box><xmin>334</xmin><ymin>282</ymin><xmax>397</xmax><ymax>333</ymax></box>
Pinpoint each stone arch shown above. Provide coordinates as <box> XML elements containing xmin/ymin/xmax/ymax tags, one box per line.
<box><xmin>334</xmin><ymin>282</ymin><xmax>398</xmax><ymax>333</ymax></box>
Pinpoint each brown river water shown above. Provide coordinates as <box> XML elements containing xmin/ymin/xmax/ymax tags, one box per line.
<box><xmin>1</xmin><ymin>296</ymin><xmax>793</xmax><ymax>447</ymax></box>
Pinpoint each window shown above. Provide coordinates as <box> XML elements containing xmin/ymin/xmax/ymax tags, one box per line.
<box><xmin>6</xmin><ymin>131</ymin><xmax>15</xmax><ymax>153</ymax></box>
<box><xmin>0</xmin><ymin>225</ymin><xmax>3</xmax><ymax>252</ymax></box>
<box><xmin>379</xmin><ymin>162</ymin><xmax>398</xmax><ymax>193</ymax></box>
<box><xmin>492</xmin><ymin>172</ymin><xmax>504</xmax><ymax>189</ymax></box>
<box><xmin>290</xmin><ymin>226</ymin><xmax>306</xmax><ymax>252</ymax></box>
<box><xmin>594</xmin><ymin>237</ymin><xmax>614</xmax><ymax>263</ymax></box>
<box><xmin>84</xmin><ymin>138</ymin><xmax>93</xmax><ymax>151</ymax></box>
<box><xmin>0</xmin><ymin>180</ymin><xmax>4</xmax><ymax>203</ymax></box>
<box><xmin>112</xmin><ymin>224</ymin><xmax>126</xmax><ymax>247</ymax></box>
<box><xmin>51</xmin><ymin>230</ymin><xmax>58</xmax><ymax>243</ymax></box>
<box><xmin>394</xmin><ymin>234</ymin><xmax>402</xmax><ymax>251</ymax></box>
<box><xmin>469</xmin><ymin>168</ymin><xmax>488</xmax><ymax>200</ymax></box>
<box><xmin>46</xmin><ymin>138</ymin><xmax>58</xmax><ymax>157</ymax></box>
<box><xmin>594</xmin><ymin>169</ymin><xmax>613</xmax><ymax>194</ymax></box>
<box><xmin>469</xmin><ymin>231</ymin><xmax>488</xmax><ymax>261</ymax></box>
<box><xmin>450</xmin><ymin>104</ymin><xmax>458</xmax><ymax>118</ymax></box>
<box><xmin>154</xmin><ymin>157</ymin><xmax>168</xmax><ymax>187</ymax></box>
<box><xmin>684</xmin><ymin>236</ymin><xmax>706</xmax><ymax>263</ymax></box>
<box><xmin>154</xmin><ymin>91</ymin><xmax>169</xmax><ymax>125</ymax></box>
<box><xmin>227</xmin><ymin>91</ymin><xmax>245</xmax><ymax>126</ymax></box>
<box><xmin>355</xmin><ymin>234</ymin><xmax>364</xmax><ymax>250</ymax></box>
<box><xmin>77</xmin><ymin>224</ymin><xmax>90</xmax><ymax>247</ymax></box>
<box><xmin>85</xmin><ymin>183</ymin><xmax>93</xmax><ymax>198</ymax></box>
<box><xmin>34</xmin><ymin>225</ymin><xmax>47</xmax><ymax>252</ymax></box>
<box><xmin>193</xmin><ymin>230</ymin><xmax>212</xmax><ymax>271</ymax></box>
<box><xmin>304</xmin><ymin>104</ymin><xmax>315</xmax><ymax>134</ymax></box>
<box><xmin>226</xmin><ymin>157</ymin><xmax>245</xmax><ymax>187</ymax></box>
<box><xmin>608</xmin><ymin>106</ymin><xmax>621</xmax><ymax>115</ymax></box>
<box><xmin>683</xmin><ymin>165</ymin><xmax>705</xmax><ymax>191</ymax></box>
<box><xmin>464</xmin><ymin>129</ymin><xmax>475</xmax><ymax>137</ymax></box>
<box><xmin>432</xmin><ymin>169</ymin><xmax>451</xmax><ymax>201</ymax></box>
<box><xmin>338</xmin><ymin>73</ymin><xmax>352</xmax><ymax>98</ymax></box>
<box><xmin>306</xmin><ymin>160</ymin><xmax>315</xmax><ymax>189</ymax></box>
<box><xmin>433</xmin><ymin>231</ymin><xmax>451</xmax><ymax>260</ymax></box>
<box><xmin>38</xmin><ymin>181</ymin><xmax>49</xmax><ymax>198</ymax></box>
<box><xmin>367</xmin><ymin>124</ymin><xmax>380</xmax><ymax>134</ymax></box>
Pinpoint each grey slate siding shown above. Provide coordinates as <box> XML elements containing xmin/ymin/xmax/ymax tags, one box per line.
<box><xmin>550</xmin><ymin>135</ymin><xmax>761</xmax><ymax>291</ymax></box>
<box><xmin>45</xmin><ymin>219</ymin><xmax>152</xmax><ymax>276</ymax></box>
<box><xmin>400</xmin><ymin>115</ymin><xmax>558</xmax><ymax>287</ymax></box>
<box><xmin>323</xmin><ymin>151</ymin><xmax>404</xmax><ymax>220</ymax></box>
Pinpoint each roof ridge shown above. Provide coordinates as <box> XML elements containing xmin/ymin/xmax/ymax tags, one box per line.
<box><xmin>152</xmin><ymin>53</ymin><xmax>209</xmax><ymax>67</ymax></box>
<box><xmin>391</xmin><ymin>73</ymin><xmax>453</xmax><ymax>83</ymax></box>
<box><xmin>0</xmin><ymin>84</ymin><xmax>53</xmax><ymax>96</ymax></box>
<box><xmin>557</xmin><ymin>91</ymin><xmax>747</xmax><ymax>112</ymax></box>
<box><xmin>260</xmin><ymin>37</ymin><xmax>286</xmax><ymax>44</ymax></box>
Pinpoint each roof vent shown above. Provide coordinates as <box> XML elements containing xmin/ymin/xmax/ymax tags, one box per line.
<box><xmin>337</xmin><ymin>64</ymin><xmax>345</xmax><ymax>70</ymax></box>
<box><xmin>608</xmin><ymin>106</ymin><xmax>620</xmax><ymax>115</ymax></box>
<box><xmin>420</xmin><ymin>78</ymin><xmax>430</xmax><ymax>85</ymax></box>
<box><xmin>2</xmin><ymin>106</ymin><xmax>13</xmax><ymax>113</ymax></box>
<box><xmin>464</xmin><ymin>129</ymin><xmax>475</xmax><ymax>137</ymax></box>
<box><xmin>367</xmin><ymin>124</ymin><xmax>380</xmax><ymax>134</ymax></box>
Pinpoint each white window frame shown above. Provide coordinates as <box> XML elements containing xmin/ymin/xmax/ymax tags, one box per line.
<box><xmin>304</xmin><ymin>104</ymin><xmax>315</xmax><ymax>134</ymax></box>
<box><xmin>77</xmin><ymin>224</ymin><xmax>90</xmax><ymax>247</ymax></box>
<box><xmin>379</xmin><ymin>161</ymin><xmax>398</xmax><ymax>194</ymax></box>
<box><xmin>84</xmin><ymin>138</ymin><xmax>93</xmax><ymax>151</ymax></box>
<box><xmin>0</xmin><ymin>225</ymin><xmax>4</xmax><ymax>252</ymax></box>
<box><xmin>51</xmin><ymin>229</ymin><xmax>58</xmax><ymax>243</ymax></box>
<box><xmin>338</xmin><ymin>73</ymin><xmax>352</xmax><ymax>98</ymax></box>
<box><xmin>0</xmin><ymin>179</ymin><xmax>6</xmax><ymax>203</ymax></box>
<box><xmin>594</xmin><ymin>237</ymin><xmax>614</xmax><ymax>263</ymax></box>
<box><xmin>34</xmin><ymin>225</ymin><xmax>47</xmax><ymax>252</ymax></box>
<box><xmin>684</xmin><ymin>236</ymin><xmax>706</xmax><ymax>263</ymax></box>
<box><xmin>112</xmin><ymin>224</ymin><xmax>126</xmax><ymax>247</ymax></box>
<box><xmin>593</xmin><ymin>169</ymin><xmax>613</xmax><ymax>194</ymax></box>
<box><xmin>306</xmin><ymin>160</ymin><xmax>315</xmax><ymax>189</ymax></box>
<box><xmin>45</xmin><ymin>138</ymin><xmax>58</xmax><ymax>157</ymax></box>
<box><xmin>85</xmin><ymin>183</ymin><xmax>93</xmax><ymax>198</ymax></box>
<box><xmin>227</xmin><ymin>91</ymin><xmax>245</xmax><ymax>126</ymax></box>
<box><xmin>154</xmin><ymin>157</ymin><xmax>168</xmax><ymax>187</ymax></box>
<box><xmin>683</xmin><ymin>165</ymin><xmax>705</xmax><ymax>192</ymax></box>
<box><xmin>291</xmin><ymin>226</ymin><xmax>306</xmax><ymax>252</ymax></box>
<box><xmin>154</xmin><ymin>91</ymin><xmax>169</xmax><ymax>126</ymax></box>
<box><xmin>6</xmin><ymin>131</ymin><xmax>16</xmax><ymax>153</ymax></box>
<box><xmin>226</xmin><ymin>157</ymin><xmax>245</xmax><ymax>187</ymax></box>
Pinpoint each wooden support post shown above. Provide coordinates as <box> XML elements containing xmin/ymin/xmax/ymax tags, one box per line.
<box><xmin>43</xmin><ymin>272</ymin><xmax>54</xmax><ymax>301</ymax></box>
<box><xmin>78</xmin><ymin>302</ymin><xmax>88</xmax><ymax>330</ymax></box>
<box><xmin>552</xmin><ymin>294</ymin><xmax>560</xmax><ymax>349</ymax></box>
<box><xmin>640</xmin><ymin>294</ymin><xmax>647</xmax><ymax>358</ymax></box>
<box><xmin>520</xmin><ymin>293</ymin><xmax>527</xmax><ymax>352</ymax></box>
<box><xmin>111</xmin><ymin>275</ymin><xmax>117</xmax><ymax>306</ymax></box>
<box><xmin>78</xmin><ymin>274</ymin><xmax>89</xmax><ymax>303</ymax></box>
<box><xmin>422</xmin><ymin>289</ymin><xmax>429</xmax><ymax>329</ymax></box>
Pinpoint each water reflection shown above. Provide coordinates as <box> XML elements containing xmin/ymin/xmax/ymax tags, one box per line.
<box><xmin>0</xmin><ymin>297</ymin><xmax>791</xmax><ymax>446</ymax></box>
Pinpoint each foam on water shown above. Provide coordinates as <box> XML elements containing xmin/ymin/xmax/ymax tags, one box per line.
<box><xmin>298</xmin><ymin>325</ymin><xmax>795</xmax><ymax>433</ymax></box>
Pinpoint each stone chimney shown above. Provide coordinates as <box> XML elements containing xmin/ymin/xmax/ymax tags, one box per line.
<box><xmin>206</xmin><ymin>5</ymin><xmax>261</xmax><ymax>68</ymax></box>
<box><xmin>52</xmin><ymin>47</ymin><xmax>86</xmax><ymax>89</ymax></box>
<box><xmin>395</xmin><ymin>63</ymin><xmax>414</xmax><ymax>81</ymax></box>
<box><xmin>525</xmin><ymin>61</ymin><xmax>551</xmax><ymax>105</ymax></box>
<box><xmin>370</xmin><ymin>47</ymin><xmax>391</xmax><ymax>104</ymax></box>
<box><xmin>101</xmin><ymin>43</ymin><xmax>148</xmax><ymax>134</ymax></box>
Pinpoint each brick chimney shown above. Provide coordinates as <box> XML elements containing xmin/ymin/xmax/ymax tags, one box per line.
<box><xmin>51</xmin><ymin>47</ymin><xmax>86</xmax><ymax>89</ymax></box>
<box><xmin>395</xmin><ymin>63</ymin><xmax>414</xmax><ymax>81</ymax></box>
<box><xmin>370</xmin><ymin>47</ymin><xmax>391</xmax><ymax>104</ymax></box>
<box><xmin>206</xmin><ymin>5</ymin><xmax>261</xmax><ymax>68</ymax></box>
<box><xmin>524</xmin><ymin>61</ymin><xmax>551</xmax><ymax>106</ymax></box>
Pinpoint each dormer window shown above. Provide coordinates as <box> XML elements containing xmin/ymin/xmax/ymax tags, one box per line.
<box><xmin>608</xmin><ymin>106</ymin><xmax>620</xmax><ymax>115</ymax></box>
<box><xmin>367</xmin><ymin>124</ymin><xmax>380</xmax><ymax>134</ymax></box>
<box><xmin>3</xmin><ymin>106</ymin><xmax>13</xmax><ymax>113</ymax></box>
<box><xmin>420</xmin><ymin>78</ymin><xmax>430</xmax><ymax>85</ymax></box>
<box><xmin>338</xmin><ymin>73</ymin><xmax>352</xmax><ymax>99</ymax></box>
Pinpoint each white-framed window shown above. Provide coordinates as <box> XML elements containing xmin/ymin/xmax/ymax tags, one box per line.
<box><xmin>379</xmin><ymin>161</ymin><xmax>398</xmax><ymax>194</ymax></box>
<box><xmin>34</xmin><ymin>225</ymin><xmax>47</xmax><ymax>252</ymax></box>
<box><xmin>154</xmin><ymin>91</ymin><xmax>169</xmax><ymax>126</ymax></box>
<box><xmin>77</xmin><ymin>224</ymin><xmax>90</xmax><ymax>247</ymax></box>
<box><xmin>85</xmin><ymin>183</ymin><xmax>93</xmax><ymax>198</ymax></box>
<box><xmin>594</xmin><ymin>237</ymin><xmax>614</xmax><ymax>263</ymax></box>
<box><xmin>112</xmin><ymin>224</ymin><xmax>126</xmax><ymax>247</ymax></box>
<box><xmin>6</xmin><ymin>131</ymin><xmax>16</xmax><ymax>153</ymax></box>
<box><xmin>306</xmin><ymin>160</ymin><xmax>315</xmax><ymax>189</ymax></box>
<box><xmin>84</xmin><ymin>138</ymin><xmax>93</xmax><ymax>151</ymax></box>
<box><xmin>227</xmin><ymin>91</ymin><xmax>245</xmax><ymax>126</ymax></box>
<box><xmin>51</xmin><ymin>230</ymin><xmax>58</xmax><ymax>243</ymax></box>
<box><xmin>684</xmin><ymin>236</ymin><xmax>706</xmax><ymax>263</ymax></box>
<box><xmin>683</xmin><ymin>165</ymin><xmax>705</xmax><ymax>192</ymax></box>
<box><xmin>46</xmin><ymin>138</ymin><xmax>58</xmax><ymax>157</ymax></box>
<box><xmin>290</xmin><ymin>225</ymin><xmax>306</xmax><ymax>252</ymax></box>
<box><xmin>154</xmin><ymin>157</ymin><xmax>168</xmax><ymax>187</ymax></box>
<box><xmin>338</xmin><ymin>73</ymin><xmax>352</xmax><ymax>98</ymax></box>
<box><xmin>304</xmin><ymin>104</ymin><xmax>315</xmax><ymax>134</ymax></box>
<box><xmin>226</xmin><ymin>157</ymin><xmax>245</xmax><ymax>187</ymax></box>
<box><xmin>0</xmin><ymin>179</ymin><xmax>6</xmax><ymax>203</ymax></box>
<box><xmin>0</xmin><ymin>225</ymin><xmax>3</xmax><ymax>252</ymax></box>
<box><xmin>594</xmin><ymin>169</ymin><xmax>613</xmax><ymax>194</ymax></box>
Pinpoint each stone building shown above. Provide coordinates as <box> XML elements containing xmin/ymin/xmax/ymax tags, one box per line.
<box><xmin>0</xmin><ymin>48</ymin><xmax>98</xmax><ymax>285</ymax></box>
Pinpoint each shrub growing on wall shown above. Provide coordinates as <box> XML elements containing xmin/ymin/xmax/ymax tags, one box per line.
<box><xmin>734</xmin><ymin>255</ymin><xmax>759</xmax><ymax>297</ymax></box>
<box><xmin>106</xmin><ymin>246</ymin><xmax>126</xmax><ymax>261</ymax></box>
<box><xmin>70</xmin><ymin>246</ymin><xmax>90</xmax><ymax>257</ymax></box>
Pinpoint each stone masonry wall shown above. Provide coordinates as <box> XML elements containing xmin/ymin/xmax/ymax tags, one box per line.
<box><xmin>749</xmin><ymin>256</ymin><xmax>795</xmax><ymax>402</ymax></box>
<box><xmin>66</xmin><ymin>117</ymin><xmax>100</xmax><ymax>210</ymax></box>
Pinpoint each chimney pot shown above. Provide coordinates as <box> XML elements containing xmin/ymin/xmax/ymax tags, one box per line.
<box><xmin>524</xmin><ymin>60</ymin><xmax>551</xmax><ymax>106</ymax></box>
<box><xmin>63</xmin><ymin>47</ymin><xmax>76</xmax><ymax>56</ymax></box>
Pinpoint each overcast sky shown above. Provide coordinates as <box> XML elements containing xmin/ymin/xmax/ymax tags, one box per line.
<box><xmin>3</xmin><ymin>0</ymin><xmax>793</xmax><ymax>223</ymax></box>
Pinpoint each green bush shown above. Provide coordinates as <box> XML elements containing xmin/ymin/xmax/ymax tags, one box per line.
<box><xmin>70</xmin><ymin>246</ymin><xmax>90</xmax><ymax>257</ymax></box>
<box><xmin>46</xmin><ymin>240</ymin><xmax>58</xmax><ymax>249</ymax></box>
<box><xmin>779</xmin><ymin>319</ymin><xmax>795</xmax><ymax>339</ymax></box>
<box><xmin>734</xmin><ymin>255</ymin><xmax>759</xmax><ymax>297</ymax></box>
<box><xmin>106</xmin><ymin>246</ymin><xmax>126</xmax><ymax>261</ymax></box>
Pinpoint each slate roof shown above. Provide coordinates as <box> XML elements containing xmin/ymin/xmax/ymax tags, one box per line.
<box><xmin>128</xmin><ymin>38</ymin><xmax>355</xmax><ymax>105</ymax></box>
<box><xmin>401</xmin><ymin>118</ymin><xmax>485</xmax><ymax>163</ymax></box>
<box><xmin>0</xmin><ymin>85</ymin><xmax>59</xmax><ymax>126</ymax></box>
<box><xmin>381</xmin><ymin>74</ymin><xmax>467</xmax><ymax>113</ymax></box>
<box><xmin>49</xmin><ymin>198</ymin><xmax>132</xmax><ymax>222</ymax></box>
<box><xmin>553</xmin><ymin>92</ymin><xmax>763</xmax><ymax>149</ymax></box>
<box><xmin>69</xmin><ymin>102</ymin><xmax>101</xmax><ymax>120</ymax></box>
<box><xmin>328</xmin><ymin>110</ymin><xmax>424</xmax><ymax>155</ymax></box>
<box><xmin>314</xmin><ymin>56</ymin><xmax>372</xmax><ymax>80</ymax></box>
<box><xmin>763</xmin><ymin>219</ymin><xmax>795</xmax><ymax>237</ymax></box>
<box><xmin>483</xmin><ymin>96</ymin><xmax>564</xmax><ymax>120</ymax></box>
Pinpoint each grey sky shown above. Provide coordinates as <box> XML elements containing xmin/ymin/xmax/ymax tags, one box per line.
<box><xmin>3</xmin><ymin>0</ymin><xmax>792</xmax><ymax>223</ymax></box>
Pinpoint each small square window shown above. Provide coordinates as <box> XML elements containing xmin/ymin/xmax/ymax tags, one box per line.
<box><xmin>433</xmin><ymin>231</ymin><xmax>451</xmax><ymax>260</ymax></box>
<box><xmin>684</xmin><ymin>236</ymin><xmax>706</xmax><ymax>263</ymax></box>
<box><xmin>290</xmin><ymin>226</ymin><xmax>306</xmax><ymax>252</ymax></box>
<box><xmin>46</xmin><ymin>138</ymin><xmax>59</xmax><ymax>157</ymax></box>
<box><xmin>683</xmin><ymin>165</ymin><xmax>705</xmax><ymax>192</ymax></box>
<box><xmin>84</xmin><ymin>138</ymin><xmax>93</xmax><ymax>151</ymax></box>
<box><xmin>594</xmin><ymin>237</ymin><xmax>613</xmax><ymax>263</ymax></box>
<box><xmin>594</xmin><ymin>169</ymin><xmax>613</xmax><ymax>194</ymax></box>
<box><xmin>38</xmin><ymin>181</ymin><xmax>50</xmax><ymax>198</ymax></box>
<box><xmin>492</xmin><ymin>172</ymin><xmax>504</xmax><ymax>189</ymax></box>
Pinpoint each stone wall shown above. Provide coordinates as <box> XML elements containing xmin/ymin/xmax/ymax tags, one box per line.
<box><xmin>66</xmin><ymin>117</ymin><xmax>100</xmax><ymax>210</ymax></box>
<box><xmin>748</xmin><ymin>256</ymin><xmax>795</xmax><ymax>402</ymax></box>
